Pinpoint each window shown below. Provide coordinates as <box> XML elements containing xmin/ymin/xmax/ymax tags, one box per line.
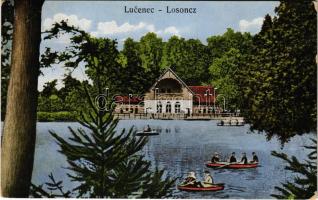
<box><xmin>175</xmin><ymin>102</ymin><xmax>181</xmax><ymax>113</ymax></box>
<box><xmin>166</xmin><ymin>102</ymin><xmax>171</xmax><ymax>113</ymax></box>
<box><xmin>157</xmin><ymin>101</ymin><xmax>162</xmax><ymax>113</ymax></box>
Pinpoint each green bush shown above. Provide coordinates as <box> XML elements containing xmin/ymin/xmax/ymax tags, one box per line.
<box><xmin>37</xmin><ymin>111</ymin><xmax>77</xmax><ymax>122</ymax></box>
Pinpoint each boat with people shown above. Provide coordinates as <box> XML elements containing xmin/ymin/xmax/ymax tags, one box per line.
<box><xmin>207</xmin><ymin>152</ymin><xmax>259</xmax><ymax>169</ymax></box>
<box><xmin>135</xmin><ymin>130</ymin><xmax>159</xmax><ymax>136</ymax></box>
<box><xmin>206</xmin><ymin>162</ymin><xmax>258</xmax><ymax>169</ymax></box>
<box><xmin>135</xmin><ymin>125</ymin><xmax>159</xmax><ymax>136</ymax></box>
<box><xmin>217</xmin><ymin>118</ymin><xmax>245</xmax><ymax>126</ymax></box>
<box><xmin>178</xmin><ymin>171</ymin><xmax>224</xmax><ymax>192</ymax></box>
<box><xmin>177</xmin><ymin>183</ymin><xmax>225</xmax><ymax>192</ymax></box>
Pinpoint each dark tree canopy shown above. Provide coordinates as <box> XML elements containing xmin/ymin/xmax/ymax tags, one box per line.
<box><xmin>238</xmin><ymin>1</ymin><xmax>317</xmax><ymax>143</ymax></box>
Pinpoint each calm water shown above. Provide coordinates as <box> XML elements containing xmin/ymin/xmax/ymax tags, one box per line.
<box><xmin>32</xmin><ymin>120</ymin><xmax>315</xmax><ymax>199</ymax></box>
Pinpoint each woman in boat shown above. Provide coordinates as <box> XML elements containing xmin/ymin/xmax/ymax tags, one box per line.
<box><xmin>211</xmin><ymin>152</ymin><xmax>220</xmax><ymax>163</ymax></box>
<box><xmin>250</xmin><ymin>152</ymin><xmax>259</xmax><ymax>163</ymax></box>
<box><xmin>201</xmin><ymin>171</ymin><xmax>214</xmax><ymax>187</ymax></box>
<box><xmin>183</xmin><ymin>171</ymin><xmax>197</xmax><ymax>186</ymax></box>
<box><xmin>240</xmin><ymin>152</ymin><xmax>248</xmax><ymax>164</ymax></box>
<box><xmin>228</xmin><ymin>152</ymin><xmax>237</xmax><ymax>163</ymax></box>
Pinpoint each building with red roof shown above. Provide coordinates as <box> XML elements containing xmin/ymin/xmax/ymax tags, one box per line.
<box><xmin>114</xmin><ymin>68</ymin><xmax>218</xmax><ymax>114</ymax></box>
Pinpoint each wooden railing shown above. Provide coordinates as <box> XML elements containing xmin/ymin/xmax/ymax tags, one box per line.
<box><xmin>114</xmin><ymin>112</ymin><xmax>241</xmax><ymax>120</ymax></box>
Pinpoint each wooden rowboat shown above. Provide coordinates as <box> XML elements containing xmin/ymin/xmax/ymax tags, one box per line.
<box><xmin>135</xmin><ymin>130</ymin><xmax>159</xmax><ymax>136</ymax></box>
<box><xmin>178</xmin><ymin>183</ymin><xmax>224</xmax><ymax>192</ymax></box>
<box><xmin>206</xmin><ymin>162</ymin><xmax>258</xmax><ymax>169</ymax></box>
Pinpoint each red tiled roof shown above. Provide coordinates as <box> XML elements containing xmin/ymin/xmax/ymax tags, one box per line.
<box><xmin>189</xmin><ymin>86</ymin><xmax>216</xmax><ymax>104</ymax></box>
<box><xmin>114</xmin><ymin>95</ymin><xmax>144</xmax><ymax>104</ymax></box>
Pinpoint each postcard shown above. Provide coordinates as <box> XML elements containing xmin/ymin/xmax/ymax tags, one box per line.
<box><xmin>1</xmin><ymin>0</ymin><xmax>317</xmax><ymax>199</ymax></box>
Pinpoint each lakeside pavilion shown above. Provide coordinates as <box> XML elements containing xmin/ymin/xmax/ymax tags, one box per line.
<box><xmin>114</xmin><ymin>68</ymin><xmax>218</xmax><ymax>115</ymax></box>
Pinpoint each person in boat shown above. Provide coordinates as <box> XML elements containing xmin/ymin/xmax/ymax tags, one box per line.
<box><xmin>250</xmin><ymin>152</ymin><xmax>259</xmax><ymax>163</ymax></box>
<box><xmin>236</xmin><ymin>119</ymin><xmax>239</xmax><ymax>126</ymax></box>
<box><xmin>144</xmin><ymin>125</ymin><xmax>151</xmax><ymax>132</ymax></box>
<box><xmin>220</xmin><ymin>120</ymin><xmax>224</xmax><ymax>126</ymax></box>
<box><xmin>201</xmin><ymin>170</ymin><xmax>214</xmax><ymax>187</ymax></box>
<box><xmin>183</xmin><ymin>171</ymin><xmax>197</xmax><ymax>186</ymax></box>
<box><xmin>240</xmin><ymin>152</ymin><xmax>248</xmax><ymax>164</ymax></box>
<box><xmin>228</xmin><ymin>152</ymin><xmax>237</xmax><ymax>163</ymax></box>
<box><xmin>211</xmin><ymin>152</ymin><xmax>220</xmax><ymax>163</ymax></box>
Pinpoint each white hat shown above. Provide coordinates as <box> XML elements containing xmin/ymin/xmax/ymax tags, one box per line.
<box><xmin>188</xmin><ymin>171</ymin><xmax>196</xmax><ymax>179</ymax></box>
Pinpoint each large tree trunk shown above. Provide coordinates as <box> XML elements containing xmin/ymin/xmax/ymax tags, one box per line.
<box><xmin>1</xmin><ymin>0</ymin><xmax>44</xmax><ymax>197</ymax></box>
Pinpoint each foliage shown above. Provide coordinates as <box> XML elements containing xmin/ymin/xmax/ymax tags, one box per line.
<box><xmin>37</xmin><ymin>111</ymin><xmax>77</xmax><ymax>122</ymax></box>
<box><xmin>238</xmin><ymin>1</ymin><xmax>317</xmax><ymax>143</ymax></box>
<box><xmin>271</xmin><ymin>138</ymin><xmax>317</xmax><ymax>199</ymax></box>
<box><xmin>58</xmin><ymin>74</ymin><xmax>82</xmax><ymax>101</ymax></box>
<box><xmin>119</xmin><ymin>38</ymin><xmax>149</xmax><ymax>94</ymax></box>
<box><xmin>207</xmin><ymin>28</ymin><xmax>252</xmax><ymax>59</ymax></box>
<box><xmin>30</xmin><ymin>173</ymin><xmax>72</xmax><ymax>198</ymax></box>
<box><xmin>209</xmin><ymin>48</ymin><xmax>243</xmax><ymax>111</ymax></box>
<box><xmin>163</xmin><ymin>36</ymin><xmax>211</xmax><ymax>85</ymax></box>
<box><xmin>139</xmin><ymin>32</ymin><xmax>164</xmax><ymax>84</ymax></box>
<box><xmin>41</xmin><ymin>21</ymin><xmax>124</xmax><ymax>96</ymax></box>
<box><xmin>41</xmin><ymin>79</ymin><xmax>58</xmax><ymax>97</ymax></box>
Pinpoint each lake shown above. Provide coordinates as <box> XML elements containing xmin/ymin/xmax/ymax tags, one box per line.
<box><xmin>32</xmin><ymin>120</ymin><xmax>315</xmax><ymax>198</ymax></box>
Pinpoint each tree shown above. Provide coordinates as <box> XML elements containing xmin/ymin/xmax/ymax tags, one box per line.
<box><xmin>41</xmin><ymin>79</ymin><xmax>58</xmax><ymax>97</ymax></box>
<box><xmin>239</xmin><ymin>1</ymin><xmax>317</xmax><ymax>143</ymax></box>
<box><xmin>207</xmin><ymin>28</ymin><xmax>252</xmax><ymax>60</ymax></box>
<box><xmin>271</xmin><ymin>139</ymin><xmax>317</xmax><ymax>199</ymax></box>
<box><xmin>209</xmin><ymin>48</ymin><xmax>242</xmax><ymax>111</ymax></box>
<box><xmin>1</xmin><ymin>0</ymin><xmax>45</xmax><ymax>197</ymax></box>
<box><xmin>42</xmin><ymin>22</ymin><xmax>122</xmax><ymax>96</ymax></box>
<box><xmin>1</xmin><ymin>0</ymin><xmax>14</xmax><ymax>119</ymax></box>
<box><xmin>163</xmin><ymin>37</ymin><xmax>211</xmax><ymax>85</ymax></box>
<box><xmin>30</xmin><ymin>81</ymin><xmax>175</xmax><ymax>198</ymax></box>
<box><xmin>139</xmin><ymin>32</ymin><xmax>164</xmax><ymax>83</ymax></box>
<box><xmin>59</xmin><ymin>74</ymin><xmax>81</xmax><ymax>101</ymax></box>
<box><xmin>119</xmin><ymin>38</ymin><xmax>148</xmax><ymax>94</ymax></box>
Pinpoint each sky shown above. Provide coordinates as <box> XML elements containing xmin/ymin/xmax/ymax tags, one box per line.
<box><xmin>39</xmin><ymin>1</ymin><xmax>279</xmax><ymax>91</ymax></box>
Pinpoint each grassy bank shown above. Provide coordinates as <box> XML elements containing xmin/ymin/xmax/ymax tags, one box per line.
<box><xmin>37</xmin><ymin>111</ymin><xmax>77</xmax><ymax>122</ymax></box>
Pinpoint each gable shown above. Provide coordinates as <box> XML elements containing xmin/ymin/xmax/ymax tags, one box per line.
<box><xmin>148</xmin><ymin>68</ymin><xmax>195</xmax><ymax>94</ymax></box>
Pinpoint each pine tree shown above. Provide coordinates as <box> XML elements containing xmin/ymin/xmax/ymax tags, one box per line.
<box><xmin>271</xmin><ymin>139</ymin><xmax>317</xmax><ymax>199</ymax></box>
<box><xmin>30</xmin><ymin>84</ymin><xmax>175</xmax><ymax>198</ymax></box>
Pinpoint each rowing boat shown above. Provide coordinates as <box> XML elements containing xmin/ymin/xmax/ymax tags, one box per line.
<box><xmin>206</xmin><ymin>162</ymin><xmax>258</xmax><ymax>169</ymax></box>
<box><xmin>178</xmin><ymin>183</ymin><xmax>224</xmax><ymax>192</ymax></box>
<box><xmin>217</xmin><ymin>122</ymin><xmax>245</xmax><ymax>126</ymax></box>
<box><xmin>135</xmin><ymin>130</ymin><xmax>159</xmax><ymax>136</ymax></box>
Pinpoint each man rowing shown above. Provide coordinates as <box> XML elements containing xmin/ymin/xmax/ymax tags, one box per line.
<box><xmin>250</xmin><ymin>152</ymin><xmax>259</xmax><ymax>163</ymax></box>
<box><xmin>211</xmin><ymin>152</ymin><xmax>220</xmax><ymax>163</ymax></box>
<box><xmin>240</xmin><ymin>152</ymin><xmax>248</xmax><ymax>164</ymax></box>
<box><xmin>228</xmin><ymin>152</ymin><xmax>237</xmax><ymax>163</ymax></box>
<box><xmin>144</xmin><ymin>125</ymin><xmax>151</xmax><ymax>132</ymax></box>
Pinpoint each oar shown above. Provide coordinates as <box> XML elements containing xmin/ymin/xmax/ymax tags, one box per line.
<box><xmin>201</xmin><ymin>182</ymin><xmax>225</xmax><ymax>187</ymax></box>
<box><xmin>215</xmin><ymin>163</ymin><xmax>231</xmax><ymax>169</ymax></box>
<box><xmin>213</xmin><ymin>183</ymin><xmax>225</xmax><ymax>186</ymax></box>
